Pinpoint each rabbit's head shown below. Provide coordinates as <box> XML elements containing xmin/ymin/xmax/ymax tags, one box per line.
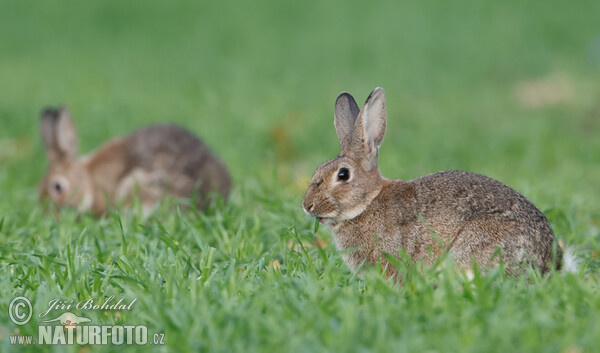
<box><xmin>39</xmin><ymin>107</ymin><xmax>93</xmax><ymax>211</ymax></box>
<box><xmin>303</xmin><ymin>88</ymin><xmax>387</xmax><ymax>226</ymax></box>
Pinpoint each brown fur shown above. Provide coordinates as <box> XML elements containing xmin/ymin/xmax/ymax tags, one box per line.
<box><xmin>303</xmin><ymin>88</ymin><xmax>560</xmax><ymax>279</ymax></box>
<box><xmin>39</xmin><ymin>107</ymin><xmax>231</xmax><ymax>216</ymax></box>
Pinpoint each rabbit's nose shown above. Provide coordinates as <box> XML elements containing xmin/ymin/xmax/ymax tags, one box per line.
<box><xmin>303</xmin><ymin>201</ymin><xmax>314</xmax><ymax>215</ymax></box>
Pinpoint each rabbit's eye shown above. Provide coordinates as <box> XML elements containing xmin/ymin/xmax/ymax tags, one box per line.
<box><xmin>337</xmin><ymin>168</ymin><xmax>350</xmax><ymax>181</ymax></box>
<box><xmin>50</xmin><ymin>175</ymin><xmax>69</xmax><ymax>196</ymax></box>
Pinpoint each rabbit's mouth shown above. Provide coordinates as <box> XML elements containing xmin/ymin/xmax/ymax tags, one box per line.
<box><xmin>317</xmin><ymin>217</ymin><xmax>338</xmax><ymax>226</ymax></box>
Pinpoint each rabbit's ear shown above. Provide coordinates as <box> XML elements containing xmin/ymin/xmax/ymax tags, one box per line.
<box><xmin>56</xmin><ymin>107</ymin><xmax>78</xmax><ymax>157</ymax></box>
<box><xmin>41</xmin><ymin>108</ymin><xmax>60</xmax><ymax>161</ymax></box>
<box><xmin>353</xmin><ymin>87</ymin><xmax>387</xmax><ymax>170</ymax></box>
<box><xmin>40</xmin><ymin>106</ymin><xmax>78</xmax><ymax>161</ymax></box>
<box><xmin>334</xmin><ymin>92</ymin><xmax>360</xmax><ymax>153</ymax></box>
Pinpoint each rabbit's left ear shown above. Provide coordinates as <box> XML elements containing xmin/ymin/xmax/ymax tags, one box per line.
<box><xmin>40</xmin><ymin>106</ymin><xmax>78</xmax><ymax>161</ymax></box>
<box><xmin>353</xmin><ymin>87</ymin><xmax>387</xmax><ymax>170</ymax></box>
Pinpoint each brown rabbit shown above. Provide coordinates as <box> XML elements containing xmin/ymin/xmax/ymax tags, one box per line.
<box><xmin>39</xmin><ymin>106</ymin><xmax>231</xmax><ymax>216</ymax></box>
<box><xmin>303</xmin><ymin>88</ymin><xmax>565</xmax><ymax>279</ymax></box>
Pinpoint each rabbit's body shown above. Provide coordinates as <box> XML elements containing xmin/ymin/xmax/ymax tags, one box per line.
<box><xmin>303</xmin><ymin>88</ymin><xmax>561</xmax><ymax>279</ymax></box>
<box><xmin>39</xmin><ymin>108</ymin><xmax>231</xmax><ymax>216</ymax></box>
<box><xmin>331</xmin><ymin>170</ymin><xmax>558</xmax><ymax>277</ymax></box>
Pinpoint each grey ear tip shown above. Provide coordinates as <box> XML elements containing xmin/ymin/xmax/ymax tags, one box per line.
<box><xmin>336</xmin><ymin>91</ymin><xmax>354</xmax><ymax>102</ymax></box>
<box><xmin>41</xmin><ymin>107</ymin><xmax>59</xmax><ymax>120</ymax></box>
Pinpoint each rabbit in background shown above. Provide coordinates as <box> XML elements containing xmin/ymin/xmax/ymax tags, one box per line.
<box><xmin>303</xmin><ymin>87</ymin><xmax>573</xmax><ymax>279</ymax></box>
<box><xmin>39</xmin><ymin>106</ymin><xmax>231</xmax><ymax>217</ymax></box>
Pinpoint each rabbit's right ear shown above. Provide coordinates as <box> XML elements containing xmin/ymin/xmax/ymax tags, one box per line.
<box><xmin>41</xmin><ymin>106</ymin><xmax>78</xmax><ymax>161</ymax></box>
<box><xmin>352</xmin><ymin>87</ymin><xmax>387</xmax><ymax>171</ymax></box>
<box><xmin>334</xmin><ymin>92</ymin><xmax>360</xmax><ymax>153</ymax></box>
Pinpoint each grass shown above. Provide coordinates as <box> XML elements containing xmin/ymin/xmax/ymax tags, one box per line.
<box><xmin>1</xmin><ymin>0</ymin><xmax>599</xmax><ymax>352</ymax></box>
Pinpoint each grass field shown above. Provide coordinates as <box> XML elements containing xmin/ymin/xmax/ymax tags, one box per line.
<box><xmin>1</xmin><ymin>0</ymin><xmax>600</xmax><ymax>352</ymax></box>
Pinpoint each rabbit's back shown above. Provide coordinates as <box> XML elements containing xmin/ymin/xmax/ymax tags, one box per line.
<box><xmin>407</xmin><ymin>170</ymin><xmax>558</xmax><ymax>273</ymax></box>
<box><xmin>124</xmin><ymin>124</ymin><xmax>214</xmax><ymax>176</ymax></box>
<box><xmin>122</xmin><ymin>124</ymin><xmax>231</xmax><ymax>206</ymax></box>
<box><xmin>412</xmin><ymin>170</ymin><xmax>549</xmax><ymax>226</ymax></box>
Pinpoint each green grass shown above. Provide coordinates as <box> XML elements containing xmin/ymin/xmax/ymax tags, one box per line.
<box><xmin>1</xmin><ymin>0</ymin><xmax>599</xmax><ymax>352</ymax></box>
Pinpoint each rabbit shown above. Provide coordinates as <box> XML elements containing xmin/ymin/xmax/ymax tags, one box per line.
<box><xmin>302</xmin><ymin>87</ymin><xmax>563</xmax><ymax>279</ymax></box>
<box><xmin>39</xmin><ymin>106</ymin><xmax>231</xmax><ymax>217</ymax></box>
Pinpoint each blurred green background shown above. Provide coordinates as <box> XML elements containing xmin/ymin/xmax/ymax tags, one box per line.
<box><xmin>1</xmin><ymin>0</ymin><xmax>599</xmax><ymax>205</ymax></box>
<box><xmin>1</xmin><ymin>0</ymin><xmax>599</xmax><ymax>352</ymax></box>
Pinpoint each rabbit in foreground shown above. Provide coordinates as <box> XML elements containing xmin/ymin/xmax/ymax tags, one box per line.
<box><xmin>303</xmin><ymin>88</ymin><xmax>563</xmax><ymax>278</ymax></box>
<box><xmin>39</xmin><ymin>106</ymin><xmax>231</xmax><ymax>216</ymax></box>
